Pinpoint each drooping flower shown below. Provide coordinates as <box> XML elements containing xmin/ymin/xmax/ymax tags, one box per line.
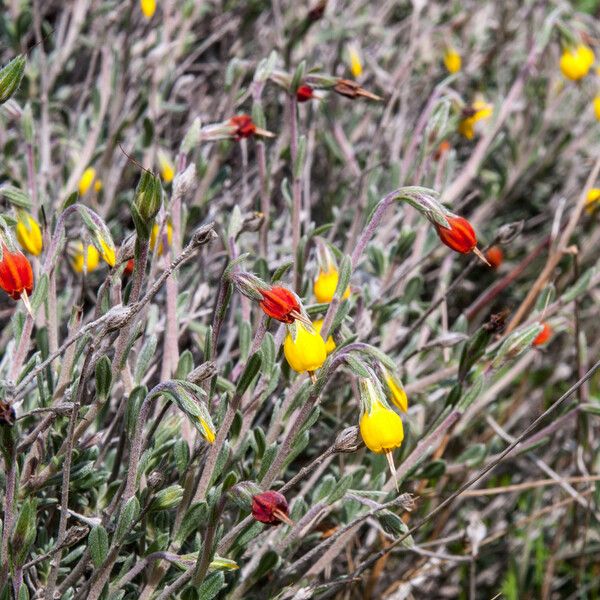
<box><xmin>434</xmin><ymin>215</ymin><xmax>477</xmax><ymax>254</ymax></box>
<box><xmin>159</xmin><ymin>153</ymin><xmax>175</xmax><ymax>183</ymax></box>
<box><xmin>150</xmin><ymin>222</ymin><xmax>173</xmax><ymax>256</ymax></box>
<box><xmin>313</xmin><ymin>319</ymin><xmax>335</xmax><ymax>354</ymax></box>
<box><xmin>458</xmin><ymin>100</ymin><xmax>493</xmax><ymax>139</ymax></box>
<box><xmin>229</xmin><ymin>115</ymin><xmax>275</xmax><ymax>140</ymax></box>
<box><xmin>347</xmin><ymin>44</ymin><xmax>363</xmax><ymax>78</ymax></box>
<box><xmin>0</xmin><ymin>244</ymin><xmax>34</xmax><ymax>300</ymax></box>
<box><xmin>585</xmin><ymin>188</ymin><xmax>600</xmax><ymax>215</ymax></box>
<box><xmin>443</xmin><ymin>48</ymin><xmax>461</xmax><ymax>74</ymax></box>
<box><xmin>485</xmin><ymin>245</ymin><xmax>504</xmax><ymax>269</ymax></box>
<box><xmin>140</xmin><ymin>0</ymin><xmax>156</xmax><ymax>18</ymax></box>
<box><xmin>251</xmin><ymin>491</ymin><xmax>292</xmax><ymax>526</ymax></box>
<box><xmin>560</xmin><ymin>44</ymin><xmax>595</xmax><ymax>81</ymax></box>
<box><xmin>284</xmin><ymin>322</ymin><xmax>327</xmax><ymax>374</ymax></box>
<box><xmin>71</xmin><ymin>242</ymin><xmax>100</xmax><ymax>273</ymax></box>
<box><xmin>16</xmin><ymin>214</ymin><xmax>42</xmax><ymax>256</ymax></box>
<box><xmin>333</xmin><ymin>79</ymin><xmax>382</xmax><ymax>101</ymax></box>
<box><xmin>78</xmin><ymin>167</ymin><xmax>97</xmax><ymax>196</ymax></box>
<box><xmin>382</xmin><ymin>368</ymin><xmax>408</xmax><ymax>413</ymax></box>
<box><xmin>313</xmin><ymin>239</ymin><xmax>350</xmax><ymax>303</ymax></box>
<box><xmin>358</xmin><ymin>378</ymin><xmax>404</xmax><ymax>488</ymax></box>
<box><xmin>533</xmin><ymin>322</ymin><xmax>552</xmax><ymax>346</ymax></box>
<box><xmin>258</xmin><ymin>286</ymin><xmax>302</xmax><ymax>324</ymax></box>
<box><xmin>314</xmin><ymin>267</ymin><xmax>350</xmax><ymax>303</ymax></box>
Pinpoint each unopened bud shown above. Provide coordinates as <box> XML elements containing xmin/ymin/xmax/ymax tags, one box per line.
<box><xmin>0</xmin><ymin>55</ymin><xmax>26</xmax><ymax>105</ymax></box>
<box><xmin>251</xmin><ymin>490</ymin><xmax>292</xmax><ymax>526</ymax></box>
<box><xmin>132</xmin><ymin>171</ymin><xmax>162</xmax><ymax>239</ymax></box>
<box><xmin>333</xmin><ymin>426</ymin><xmax>362</xmax><ymax>453</ymax></box>
<box><xmin>186</xmin><ymin>361</ymin><xmax>217</xmax><ymax>384</ymax></box>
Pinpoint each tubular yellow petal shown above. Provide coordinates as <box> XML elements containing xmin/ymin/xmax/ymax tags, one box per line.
<box><xmin>313</xmin><ymin>319</ymin><xmax>336</xmax><ymax>354</ymax></box>
<box><xmin>150</xmin><ymin>222</ymin><xmax>173</xmax><ymax>256</ymax></box>
<box><xmin>443</xmin><ymin>49</ymin><xmax>461</xmax><ymax>74</ymax></box>
<box><xmin>594</xmin><ymin>96</ymin><xmax>600</xmax><ymax>122</ymax></box>
<box><xmin>200</xmin><ymin>417</ymin><xmax>216</xmax><ymax>444</ymax></box>
<box><xmin>159</xmin><ymin>156</ymin><xmax>175</xmax><ymax>183</ymax></box>
<box><xmin>72</xmin><ymin>243</ymin><xmax>100</xmax><ymax>273</ymax></box>
<box><xmin>140</xmin><ymin>0</ymin><xmax>156</xmax><ymax>18</ymax></box>
<box><xmin>585</xmin><ymin>188</ymin><xmax>600</xmax><ymax>215</ymax></box>
<box><xmin>384</xmin><ymin>374</ymin><xmax>408</xmax><ymax>413</ymax></box>
<box><xmin>284</xmin><ymin>322</ymin><xmax>327</xmax><ymax>373</ymax></box>
<box><xmin>16</xmin><ymin>215</ymin><xmax>43</xmax><ymax>256</ymax></box>
<box><xmin>348</xmin><ymin>46</ymin><xmax>363</xmax><ymax>78</ymax></box>
<box><xmin>78</xmin><ymin>167</ymin><xmax>96</xmax><ymax>196</ymax></box>
<box><xmin>314</xmin><ymin>267</ymin><xmax>350</xmax><ymax>303</ymax></box>
<box><xmin>359</xmin><ymin>400</ymin><xmax>404</xmax><ymax>454</ymax></box>
<box><xmin>99</xmin><ymin>238</ymin><xmax>116</xmax><ymax>267</ymax></box>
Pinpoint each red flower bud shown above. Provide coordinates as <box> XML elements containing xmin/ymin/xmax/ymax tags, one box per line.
<box><xmin>251</xmin><ymin>491</ymin><xmax>292</xmax><ymax>526</ymax></box>
<box><xmin>259</xmin><ymin>286</ymin><xmax>302</xmax><ymax>324</ymax></box>
<box><xmin>435</xmin><ymin>215</ymin><xmax>477</xmax><ymax>255</ymax></box>
<box><xmin>229</xmin><ymin>114</ymin><xmax>257</xmax><ymax>139</ymax></box>
<box><xmin>0</xmin><ymin>245</ymin><xmax>34</xmax><ymax>300</ymax></box>
<box><xmin>533</xmin><ymin>322</ymin><xmax>552</xmax><ymax>346</ymax></box>
<box><xmin>124</xmin><ymin>259</ymin><xmax>135</xmax><ymax>275</ymax></box>
<box><xmin>485</xmin><ymin>245</ymin><xmax>504</xmax><ymax>269</ymax></box>
<box><xmin>296</xmin><ymin>84</ymin><xmax>314</xmax><ymax>103</ymax></box>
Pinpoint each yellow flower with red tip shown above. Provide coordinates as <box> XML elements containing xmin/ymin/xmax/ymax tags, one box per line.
<box><xmin>560</xmin><ymin>44</ymin><xmax>595</xmax><ymax>81</ymax></box>
<box><xmin>283</xmin><ymin>322</ymin><xmax>327</xmax><ymax>373</ymax></box>
<box><xmin>16</xmin><ymin>215</ymin><xmax>43</xmax><ymax>256</ymax></box>
<box><xmin>443</xmin><ymin>48</ymin><xmax>461</xmax><ymax>74</ymax></box>
<box><xmin>150</xmin><ymin>222</ymin><xmax>173</xmax><ymax>256</ymax></box>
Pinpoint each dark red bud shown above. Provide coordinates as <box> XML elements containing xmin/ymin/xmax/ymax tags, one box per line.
<box><xmin>124</xmin><ymin>259</ymin><xmax>135</xmax><ymax>275</ymax></box>
<box><xmin>251</xmin><ymin>491</ymin><xmax>291</xmax><ymax>526</ymax></box>
<box><xmin>258</xmin><ymin>286</ymin><xmax>301</xmax><ymax>324</ymax></box>
<box><xmin>229</xmin><ymin>114</ymin><xmax>257</xmax><ymax>139</ymax></box>
<box><xmin>0</xmin><ymin>245</ymin><xmax>34</xmax><ymax>300</ymax></box>
<box><xmin>533</xmin><ymin>322</ymin><xmax>552</xmax><ymax>346</ymax></box>
<box><xmin>0</xmin><ymin>399</ymin><xmax>15</xmax><ymax>426</ymax></box>
<box><xmin>296</xmin><ymin>85</ymin><xmax>314</xmax><ymax>103</ymax></box>
<box><xmin>435</xmin><ymin>215</ymin><xmax>477</xmax><ymax>254</ymax></box>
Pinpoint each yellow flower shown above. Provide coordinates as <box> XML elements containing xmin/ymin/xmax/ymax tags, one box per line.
<box><xmin>560</xmin><ymin>44</ymin><xmax>595</xmax><ymax>81</ymax></box>
<box><xmin>360</xmin><ymin>398</ymin><xmax>404</xmax><ymax>454</ymax></box>
<box><xmin>72</xmin><ymin>243</ymin><xmax>100</xmax><ymax>273</ymax></box>
<box><xmin>94</xmin><ymin>179</ymin><xmax>103</xmax><ymax>193</ymax></box>
<box><xmin>443</xmin><ymin>48</ymin><xmax>461</xmax><ymax>74</ymax></box>
<box><xmin>458</xmin><ymin>100</ymin><xmax>493</xmax><ymax>140</ymax></box>
<box><xmin>140</xmin><ymin>0</ymin><xmax>156</xmax><ymax>18</ymax></box>
<box><xmin>78</xmin><ymin>167</ymin><xmax>97</xmax><ymax>196</ymax></box>
<box><xmin>347</xmin><ymin>45</ymin><xmax>363</xmax><ymax>78</ymax></box>
<box><xmin>97</xmin><ymin>237</ymin><xmax>115</xmax><ymax>268</ymax></box>
<box><xmin>199</xmin><ymin>417</ymin><xmax>215</xmax><ymax>444</ymax></box>
<box><xmin>16</xmin><ymin>215</ymin><xmax>43</xmax><ymax>256</ymax></box>
<box><xmin>283</xmin><ymin>322</ymin><xmax>327</xmax><ymax>373</ymax></box>
<box><xmin>150</xmin><ymin>222</ymin><xmax>173</xmax><ymax>256</ymax></box>
<box><xmin>383</xmin><ymin>369</ymin><xmax>408</xmax><ymax>413</ymax></box>
<box><xmin>594</xmin><ymin>96</ymin><xmax>600</xmax><ymax>121</ymax></box>
<box><xmin>585</xmin><ymin>188</ymin><xmax>600</xmax><ymax>215</ymax></box>
<box><xmin>159</xmin><ymin>155</ymin><xmax>175</xmax><ymax>183</ymax></box>
<box><xmin>313</xmin><ymin>319</ymin><xmax>336</xmax><ymax>354</ymax></box>
<box><xmin>314</xmin><ymin>267</ymin><xmax>351</xmax><ymax>303</ymax></box>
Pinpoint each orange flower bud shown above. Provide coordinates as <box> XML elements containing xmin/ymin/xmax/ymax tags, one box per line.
<box><xmin>229</xmin><ymin>114</ymin><xmax>257</xmax><ymax>139</ymax></box>
<box><xmin>124</xmin><ymin>259</ymin><xmax>135</xmax><ymax>275</ymax></box>
<box><xmin>296</xmin><ymin>84</ymin><xmax>314</xmax><ymax>103</ymax></box>
<box><xmin>258</xmin><ymin>286</ymin><xmax>302</xmax><ymax>324</ymax></box>
<box><xmin>0</xmin><ymin>245</ymin><xmax>34</xmax><ymax>300</ymax></box>
<box><xmin>533</xmin><ymin>322</ymin><xmax>552</xmax><ymax>346</ymax></box>
<box><xmin>435</xmin><ymin>215</ymin><xmax>477</xmax><ymax>254</ymax></box>
<box><xmin>485</xmin><ymin>245</ymin><xmax>504</xmax><ymax>269</ymax></box>
<box><xmin>251</xmin><ymin>491</ymin><xmax>292</xmax><ymax>526</ymax></box>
